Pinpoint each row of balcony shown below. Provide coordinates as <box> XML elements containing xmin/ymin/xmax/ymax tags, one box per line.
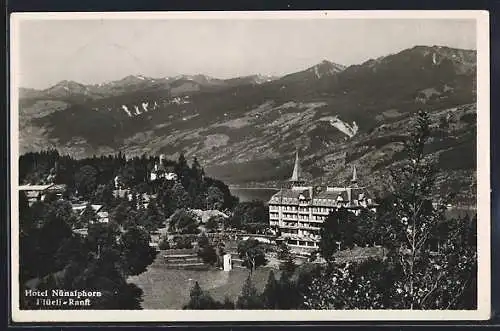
<box><xmin>280</xmin><ymin>223</ymin><xmax>321</xmax><ymax>230</ymax></box>
<box><xmin>271</xmin><ymin>215</ymin><xmax>327</xmax><ymax>222</ymax></box>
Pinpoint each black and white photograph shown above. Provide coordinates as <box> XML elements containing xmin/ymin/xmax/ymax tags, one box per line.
<box><xmin>10</xmin><ymin>11</ymin><xmax>490</xmax><ymax>322</ymax></box>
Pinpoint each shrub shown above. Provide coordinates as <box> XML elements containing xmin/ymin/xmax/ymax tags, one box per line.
<box><xmin>158</xmin><ymin>238</ymin><xmax>170</xmax><ymax>250</ymax></box>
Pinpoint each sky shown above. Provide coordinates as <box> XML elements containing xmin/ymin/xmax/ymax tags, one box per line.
<box><xmin>15</xmin><ymin>17</ymin><xmax>477</xmax><ymax>89</ymax></box>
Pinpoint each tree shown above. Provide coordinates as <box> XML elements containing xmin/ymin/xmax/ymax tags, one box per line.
<box><xmin>303</xmin><ymin>259</ymin><xmax>399</xmax><ymax>310</ymax></box>
<box><xmin>158</xmin><ymin>237</ymin><xmax>170</xmax><ymax>250</ymax></box>
<box><xmin>31</xmin><ymin>201</ymin><xmax>74</xmax><ymax>277</ymax></box>
<box><xmin>373</xmin><ymin>111</ymin><xmax>477</xmax><ymax>309</ymax></box>
<box><xmin>169</xmin><ymin>209</ymin><xmax>199</xmax><ymax>234</ymax></box>
<box><xmin>206</xmin><ymin>186</ymin><xmax>224</xmax><ymax>210</ymax></box>
<box><xmin>197</xmin><ymin>234</ymin><xmax>217</xmax><ymax>265</ymax></box>
<box><xmin>79</xmin><ymin>203</ymin><xmax>98</xmax><ymax>228</ymax></box>
<box><xmin>171</xmin><ymin>181</ymin><xmax>192</xmax><ymax>210</ymax></box>
<box><xmin>183</xmin><ymin>281</ymin><xmax>220</xmax><ymax>309</ymax></box>
<box><xmin>119</xmin><ymin>226</ymin><xmax>158</xmax><ymax>276</ymax></box>
<box><xmin>230</xmin><ymin>201</ymin><xmax>269</xmax><ymax>228</ymax></box>
<box><xmin>237</xmin><ymin>239</ymin><xmax>268</xmax><ymax>275</ymax></box>
<box><xmin>87</xmin><ymin>222</ymin><xmax>120</xmax><ymax>258</ymax></box>
<box><xmin>318</xmin><ymin>208</ymin><xmax>357</xmax><ymax>261</ymax></box>
<box><xmin>156</xmin><ymin>182</ymin><xmax>177</xmax><ymax>218</ymax></box>
<box><xmin>261</xmin><ymin>270</ymin><xmax>279</xmax><ymax>309</ymax></box>
<box><xmin>236</xmin><ymin>276</ymin><xmax>264</xmax><ymax>309</ymax></box>
<box><xmin>379</xmin><ymin>110</ymin><xmax>461</xmax><ymax>309</ymax></box>
<box><xmin>111</xmin><ymin>200</ymin><xmax>135</xmax><ymax>228</ymax></box>
<box><xmin>19</xmin><ymin>191</ymin><xmax>33</xmax><ymax>234</ymax></box>
<box><xmin>276</xmin><ymin>242</ymin><xmax>296</xmax><ymax>275</ymax></box>
<box><xmin>220</xmin><ymin>296</ymin><xmax>235</xmax><ymax>309</ymax></box>
<box><xmin>143</xmin><ymin>200</ymin><xmax>165</xmax><ymax>232</ymax></box>
<box><xmin>276</xmin><ymin>271</ymin><xmax>302</xmax><ymax>309</ymax></box>
<box><xmin>74</xmin><ymin>165</ymin><xmax>98</xmax><ymax>199</ymax></box>
<box><xmin>173</xmin><ymin>235</ymin><xmax>193</xmax><ymax>249</ymax></box>
<box><xmin>92</xmin><ymin>183</ymin><xmax>116</xmax><ymax>208</ymax></box>
<box><xmin>205</xmin><ymin>215</ymin><xmax>220</xmax><ymax>232</ymax></box>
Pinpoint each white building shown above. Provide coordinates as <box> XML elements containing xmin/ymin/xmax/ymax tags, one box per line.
<box><xmin>150</xmin><ymin>154</ymin><xmax>178</xmax><ymax>181</ymax></box>
<box><xmin>268</xmin><ymin>151</ymin><xmax>377</xmax><ymax>252</ymax></box>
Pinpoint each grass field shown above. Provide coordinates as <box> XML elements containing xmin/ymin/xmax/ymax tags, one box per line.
<box><xmin>128</xmin><ymin>254</ymin><xmax>272</xmax><ymax>309</ymax></box>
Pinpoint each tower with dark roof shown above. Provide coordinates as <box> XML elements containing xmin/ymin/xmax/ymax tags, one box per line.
<box><xmin>350</xmin><ymin>165</ymin><xmax>358</xmax><ymax>187</ymax></box>
<box><xmin>289</xmin><ymin>150</ymin><xmax>305</xmax><ymax>187</ymax></box>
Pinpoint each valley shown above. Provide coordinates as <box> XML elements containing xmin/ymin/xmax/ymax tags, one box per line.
<box><xmin>18</xmin><ymin>45</ymin><xmax>477</xmax><ymax>205</ymax></box>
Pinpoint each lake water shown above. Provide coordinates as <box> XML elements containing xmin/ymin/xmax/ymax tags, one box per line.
<box><xmin>229</xmin><ymin>187</ymin><xmax>279</xmax><ymax>203</ymax></box>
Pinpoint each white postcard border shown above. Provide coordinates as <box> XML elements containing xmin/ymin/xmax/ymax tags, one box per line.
<box><xmin>9</xmin><ymin>10</ymin><xmax>491</xmax><ymax>322</ymax></box>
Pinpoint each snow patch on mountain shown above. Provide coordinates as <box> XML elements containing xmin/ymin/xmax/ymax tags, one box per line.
<box><xmin>319</xmin><ymin>116</ymin><xmax>359</xmax><ymax>138</ymax></box>
<box><xmin>314</xmin><ymin>66</ymin><xmax>321</xmax><ymax>79</ymax></box>
<box><xmin>121</xmin><ymin>105</ymin><xmax>132</xmax><ymax>117</ymax></box>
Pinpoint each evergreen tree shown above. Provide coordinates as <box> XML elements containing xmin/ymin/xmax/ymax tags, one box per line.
<box><xmin>171</xmin><ymin>181</ymin><xmax>192</xmax><ymax>210</ymax></box>
<box><xmin>276</xmin><ymin>242</ymin><xmax>297</xmax><ymax>275</ymax></box>
<box><xmin>74</xmin><ymin>165</ymin><xmax>98</xmax><ymax>200</ymax></box>
<box><xmin>196</xmin><ymin>234</ymin><xmax>217</xmax><ymax>265</ymax></box>
<box><xmin>236</xmin><ymin>276</ymin><xmax>264</xmax><ymax>309</ymax></box>
<box><xmin>261</xmin><ymin>270</ymin><xmax>279</xmax><ymax>309</ymax></box>
<box><xmin>111</xmin><ymin>200</ymin><xmax>132</xmax><ymax>227</ymax></box>
<box><xmin>183</xmin><ymin>281</ymin><xmax>219</xmax><ymax>309</ymax></box>
<box><xmin>220</xmin><ymin>296</ymin><xmax>235</xmax><ymax>309</ymax></box>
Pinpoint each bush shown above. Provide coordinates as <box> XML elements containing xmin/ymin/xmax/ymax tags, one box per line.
<box><xmin>158</xmin><ymin>238</ymin><xmax>170</xmax><ymax>250</ymax></box>
<box><xmin>174</xmin><ymin>235</ymin><xmax>193</xmax><ymax>249</ymax></box>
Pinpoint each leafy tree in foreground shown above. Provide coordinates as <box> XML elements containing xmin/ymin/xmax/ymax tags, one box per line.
<box><xmin>380</xmin><ymin>110</ymin><xmax>477</xmax><ymax>309</ymax></box>
<box><xmin>237</xmin><ymin>239</ymin><xmax>268</xmax><ymax>275</ymax></box>
<box><xmin>303</xmin><ymin>259</ymin><xmax>400</xmax><ymax>309</ymax></box>
<box><xmin>304</xmin><ymin>111</ymin><xmax>477</xmax><ymax>310</ymax></box>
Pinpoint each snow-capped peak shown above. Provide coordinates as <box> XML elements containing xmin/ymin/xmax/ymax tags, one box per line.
<box><xmin>309</xmin><ymin>60</ymin><xmax>346</xmax><ymax>79</ymax></box>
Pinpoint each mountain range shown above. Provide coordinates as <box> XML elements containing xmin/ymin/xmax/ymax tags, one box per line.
<box><xmin>18</xmin><ymin>45</ymin><xmax>477</xmax><ymax>204</ymax></box>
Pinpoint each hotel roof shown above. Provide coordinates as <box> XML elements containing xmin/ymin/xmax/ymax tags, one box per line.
<box><xmin>19</xmin><ymin>184</ymin><xmax>54</xmax><ymax>191</ymax></box>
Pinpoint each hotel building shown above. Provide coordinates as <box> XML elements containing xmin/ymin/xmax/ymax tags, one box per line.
<box><xmin>268</xmin><ymin>151</ymin><xmax>377</xmax><ymax>252</ymax></box>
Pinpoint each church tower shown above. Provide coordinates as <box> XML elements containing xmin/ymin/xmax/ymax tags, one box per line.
<box><xmin>289</xmin><ymin>149</ymin><xmax>305</xmax><ymax>188</ymax></box>
<box><xmin>350</xmin><ymin>165</ymin><xmax>358</xmax><ymax>187</ymax></box>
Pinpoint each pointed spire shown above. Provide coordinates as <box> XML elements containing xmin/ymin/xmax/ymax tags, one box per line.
<box><xmin>351</xmin><ymin>165</ymin><xmax>358</xmax><ymax>186</ymax></box>
<box><xmin>289</xmin><ymin>149</ymin><xmax>303</xmax><ymax>184</ymax></box>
